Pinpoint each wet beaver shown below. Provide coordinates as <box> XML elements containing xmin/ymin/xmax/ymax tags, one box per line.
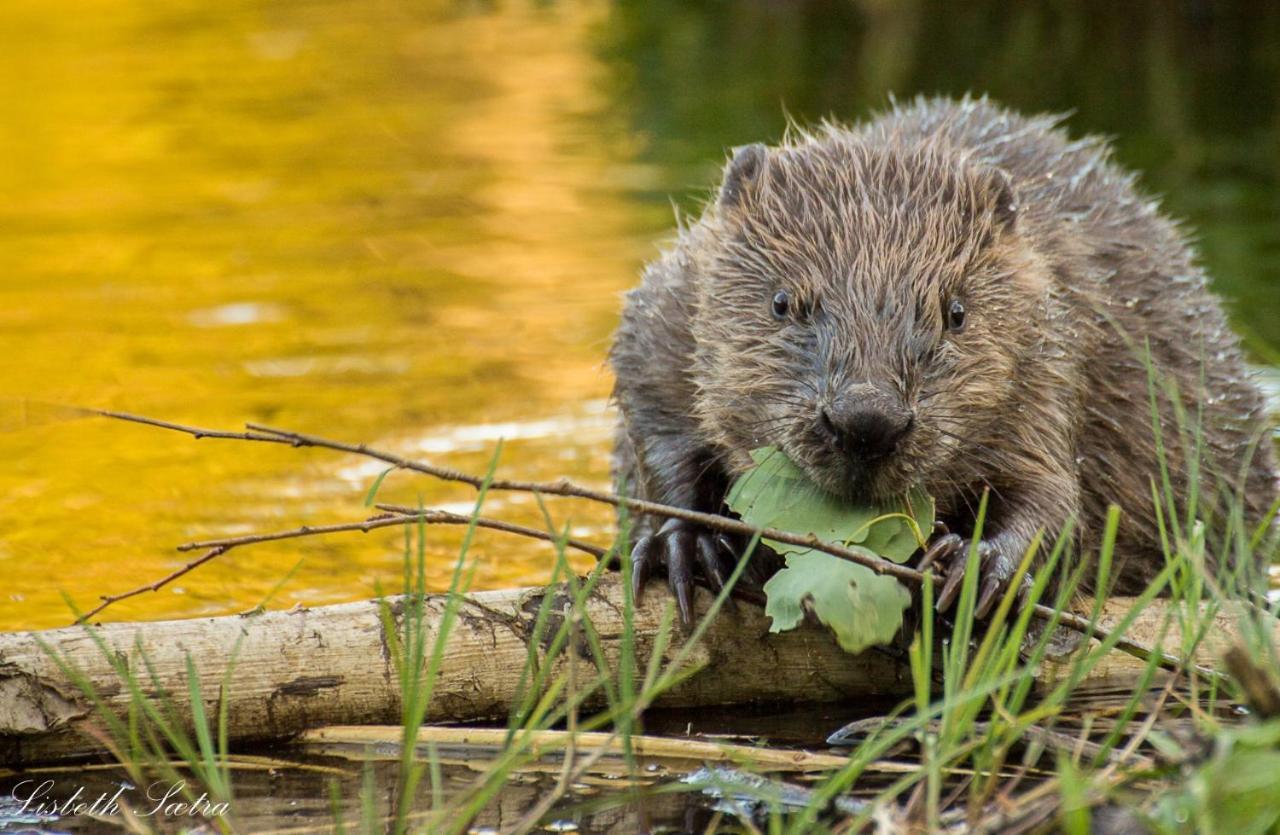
<box><xmin>610</xmin><ymin>96</ymin><xmax>1277</xmax><ymax>624</ymax></box>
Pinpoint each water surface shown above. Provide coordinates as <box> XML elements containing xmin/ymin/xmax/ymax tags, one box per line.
<box><xmin>2</xmin><ymin>0</ymin><xmax>1278</xmax><ymax>631</ymax></box>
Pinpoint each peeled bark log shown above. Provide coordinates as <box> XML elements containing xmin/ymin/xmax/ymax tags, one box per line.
<box><xmin>0</xmin><ymin>575</ymin><xmax>1261</xmax><ymax>767</ymax></box>
<box><xmin>0</xmin><ymin>575</ymin><xmax>906</xmax><ymax>766</ymax></box>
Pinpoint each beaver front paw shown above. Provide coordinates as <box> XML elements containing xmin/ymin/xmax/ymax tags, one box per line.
<box><xmin>630</xmin><ymin>518</ymin><xmax>741</xmax><ymax>625</ymax></box>
<box><xmin>918</xmin><ymin>531</ymin><xmax>1019</xmax><ymax>619</ymax></box>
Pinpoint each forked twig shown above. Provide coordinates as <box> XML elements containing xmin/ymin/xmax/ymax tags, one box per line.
<box><xmin>88</xmin><ymin>409</ymin><xmax>1218</xmax><ymax>681</ymax></box>
<box><xmin>95</xmin><ymin>409</ymin><xmax>931</xmax><ymax>584</ymax></box>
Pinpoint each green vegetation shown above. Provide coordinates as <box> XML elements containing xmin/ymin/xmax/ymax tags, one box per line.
<box><xmin>726</xmin><ymin>445</ymin><xmax>932</xmax><ymax>653</ymax></box>
<box><xmin>36</xmin><ymin>442</ymin><xmax>1277</xmax><ymax>833</ymax></box>
<box><xmin>29</xmin><ymin>356</ymin><xmax>1279</xmax><ymax>832</ymax></box>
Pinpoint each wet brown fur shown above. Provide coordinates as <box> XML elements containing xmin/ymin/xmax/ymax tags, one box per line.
<box><xmin>610</xmin><ymin>96</ymin><xmax>1277</xmax><ymax>597</ymax></box>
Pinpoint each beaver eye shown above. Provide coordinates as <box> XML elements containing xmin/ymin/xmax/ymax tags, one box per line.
<box><xmin>771</xmin><ymin>290</ymin><xmax>790</xmax><ymax>320</ymax></box>
<box><xmin>946</xmin><ymin>298</ymin><xmax>967</xmax><ymax>332</ymax></box>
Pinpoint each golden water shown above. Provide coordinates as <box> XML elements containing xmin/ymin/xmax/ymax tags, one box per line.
<box><xmin>0</xmin><ymin>0</ymin><xmax>671</xmax><ymax>630</ymax></box>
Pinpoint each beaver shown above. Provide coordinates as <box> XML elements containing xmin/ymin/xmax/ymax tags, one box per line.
<box><xmin>609</xmin><ymin>96</ymin><xmax>1277</xmax><ymax>625</ymax></box>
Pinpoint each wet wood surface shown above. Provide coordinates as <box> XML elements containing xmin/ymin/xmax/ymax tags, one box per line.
<box><xmin>0</xmin><ymin>575</ymin><xmax>1259</xmax><ymax>766</ymax></box>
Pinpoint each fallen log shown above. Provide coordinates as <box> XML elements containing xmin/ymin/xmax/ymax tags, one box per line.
<box><xmin>0</xmin><ymin>575</ymin><xmax>906</xmax><ymax>766</ymax></box>
<box><xmin>0</xmin><ymin>575</ymin><xmax>1262</xmax><ymax>766</ymax></box>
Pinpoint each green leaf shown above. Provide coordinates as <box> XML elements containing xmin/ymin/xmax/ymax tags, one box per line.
<box><xmin>762</xmin><ymin>551</ymin><xmax>913</xmax><ymax>653</ymax></box>
<box><xmin>726</xmin><ymin>446</ymin><xmax>934</xmax><ymax>654</ymax></box>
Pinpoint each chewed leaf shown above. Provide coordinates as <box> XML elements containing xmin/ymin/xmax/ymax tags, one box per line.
<box><xmin>726</xmin><ymin>446</ymin><xmax>933</xmax><ymax>560</ymax></box>
<box><xmin>726</xmin><ymin>446</ymin><xmax>934</xmax><ymax>653</ymax></box>
<box><xmin>728</xmin><ymin>449</ymin><xmax>875</xmax><ymax>550</ymax></box>
<box><xmin>762</xmin><ymin>551</ymin><xmax>912</xmax><ymax>654</ymax></box>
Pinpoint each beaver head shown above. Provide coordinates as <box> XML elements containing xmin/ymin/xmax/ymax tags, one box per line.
<box><xmin>690</xmin><ymin>128</ymin><xmax>1053</xmax><ymax>503</ymax></box>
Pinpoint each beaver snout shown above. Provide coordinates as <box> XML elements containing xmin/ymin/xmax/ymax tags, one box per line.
<box><xmin>815</xmin><ymin>392</ymin><xmax>914</xmax><ymax>464</ymax></box>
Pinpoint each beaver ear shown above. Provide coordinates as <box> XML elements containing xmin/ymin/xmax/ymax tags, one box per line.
<box><xmin>980</xmin><ymin>167</ymin><xmax>1018</xmax><ymax>232</ymax></box>
<box><xmin>719</xmin><ymin>143</ymin><xmax>768</xmax><ymax>210</ymax></box>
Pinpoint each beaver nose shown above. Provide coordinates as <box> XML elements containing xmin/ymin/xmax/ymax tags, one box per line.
<box><xmin>817</xmin><ymin>402</ymin><xmax>913</xmax><ymax>462</ymax></box>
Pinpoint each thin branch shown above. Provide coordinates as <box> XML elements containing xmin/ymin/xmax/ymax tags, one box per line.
<box><xmin>98</xmin><ymin>409</ymin><xmax>928</xmax><ymax>585</ymax></box>
<box><xmin>91</xmin><ymin>409</ymin><xmax>1218</xmax><ymax>680</ymax></box>
<box><xmin>75</xmin><ymin>510</ymin><xmax>606</xmax><ymax>625</ymax></box>
<box><xmin>76</xmin><ymin>546</ymin><xmax>228</xmax><ymax>625</ymax></box>
<box><xmin>176</xmin><ymin>510</ymin><xmax>609</xmax><ymax>560</ymax></box>
<box><xmin>97</xmin><ymin>410</ymin><xmax>294</xmax><ymax>444</ymax></box>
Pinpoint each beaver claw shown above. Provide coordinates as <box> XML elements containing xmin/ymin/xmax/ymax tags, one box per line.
<box><xmin>630</xmin><ymin>518</ymin><xmax>739</xmax><ymax>625</ymax></box>
<box><xmin>918</xmin><ymin>533</ymin><xmax>1018</xmax><ymax>619</ymax></box>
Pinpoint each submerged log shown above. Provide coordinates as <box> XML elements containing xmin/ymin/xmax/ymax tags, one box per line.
<box><xmin>300</xmin><ymin>725</ymin><xmax>857</xmax><ymax>772</ymax></box>
<box><xmin>0</xmin><ymin>575</ymin><xmax>1262</xmax><ymax>766</ymax></box>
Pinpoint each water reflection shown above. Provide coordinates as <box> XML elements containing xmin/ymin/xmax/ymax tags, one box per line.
<box><xmin>596</xmin><ymin>0</ymin><xmax>1280</xmax><ymax>349</ymax></box>
<box><xmin>0</xmin><ymin>0</ymin><xmax>1276</xmax><ymax>630</ymax></box>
